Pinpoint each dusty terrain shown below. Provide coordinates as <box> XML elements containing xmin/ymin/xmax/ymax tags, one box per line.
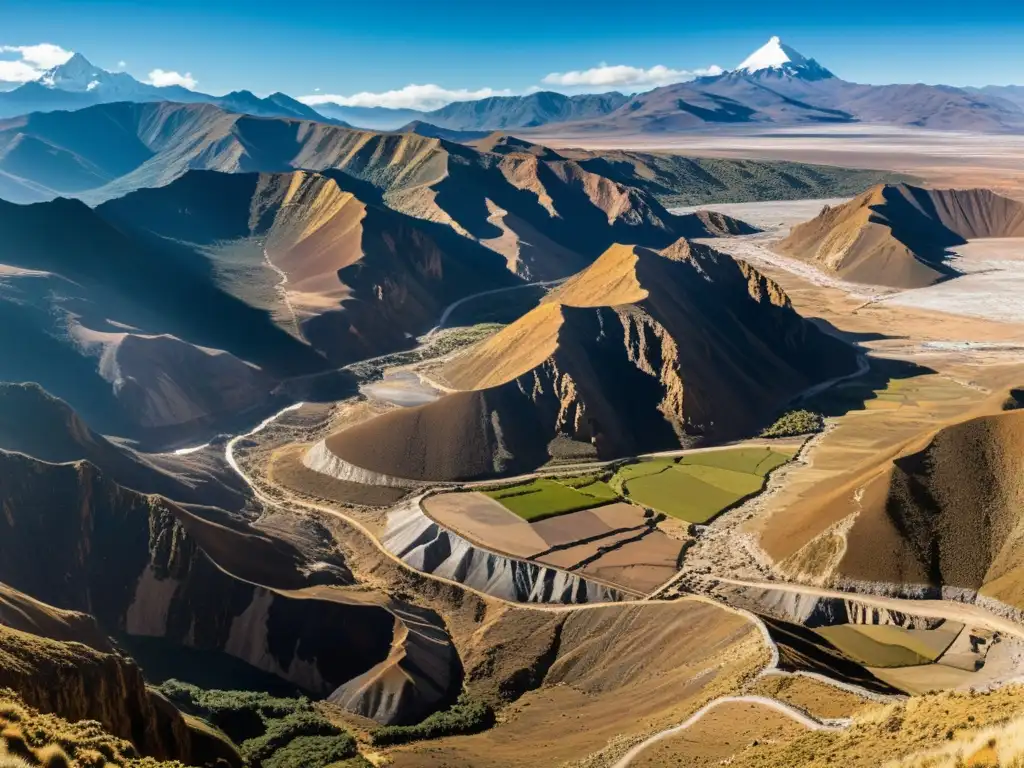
<box><xmin>532</xmin><ymin>125</ymin><xmax>1024</xmax><ymax>199</ymax></box>
<box><xmin>7</xmin><ymin>118</ymin><xmax>1024</xmax><ymax>768</ymax></box>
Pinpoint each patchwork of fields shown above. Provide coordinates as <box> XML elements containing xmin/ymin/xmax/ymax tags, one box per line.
<box><xmin>483</xmin><ymin>476</ymin><xmax>618</xmax><ymax>521</ymax></box>
<box><xmin>484</xmin><ymin>446</ymin><xmax>795</xmax><ymax>525</ymax></box>
<box><xmin>424</xmin><ymin>444</ymin><xmax>799</xmax><ymax>594</ymax></box>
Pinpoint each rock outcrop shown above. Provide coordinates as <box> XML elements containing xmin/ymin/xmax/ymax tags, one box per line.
<box><xmin>0</xmin><ymin>586</ymin><xmax>240</xmax><ymax>766</ymax></box>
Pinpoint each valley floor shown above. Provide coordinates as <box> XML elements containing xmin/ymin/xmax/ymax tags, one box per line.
<box><xmin>532</xmin><ymin>124</ymin><xmax>1024</xmax><ymax>199</ymax></box>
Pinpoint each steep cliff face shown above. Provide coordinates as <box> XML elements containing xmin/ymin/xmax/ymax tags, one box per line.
<box><xmin>0</xmin><ymin>588</ymin><xmax>240</xmax><ymax>766</ymax></box>
<box><xmin>380</xmin><ymin>500</ymin><xmax>625</xmax><ymax>604</ymax></box>
<box><xmin>0</xmin><ymin>449</ymin><xmax>464</xmax><ymax>730</ymax></box>
<box><xmin>321</xmin><ymin>238</ymin><xmax>857</xmax><ymax>481</ymax></box>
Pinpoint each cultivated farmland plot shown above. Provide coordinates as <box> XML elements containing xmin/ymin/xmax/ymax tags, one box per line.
<box><xmin>481</xmin><ymin>447</ymin><xmax>795</xmax><ymax>525</ymax></box>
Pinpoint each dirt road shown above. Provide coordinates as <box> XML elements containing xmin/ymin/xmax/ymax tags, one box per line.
<box><xmin>611</xmin><ymin>694</ymin><xmax>848</xmax><ymax>768</ymax></box>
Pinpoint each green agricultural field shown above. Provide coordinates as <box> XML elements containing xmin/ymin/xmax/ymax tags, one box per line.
<box><xmin>614</xmin><ymin>447</ymin><xmax>792</xmax><ymax>523</ymax></box>
<box><xmin>485</xmin><ymin>478</ymin><xmax>616</xmax><ymax>521</ymax></box>
<box><xmin>815</xmin><ymin>625</ymin><xmax>935</xmax><ymax>668</ymax></box>
<box><xmin>556</xmin><ymin>475</ymin><xmax>618</xmax><ymax>500</ymax></box>
<box><xmin>677</xmin><ymin>464</ymin><xmax>765</xmax><ymax>496</ymax></box>
<box><xmin>680</xmin><ymin>447</ymin><xmax>791</xmax><ymax>475</ymax></box>
<box><xmin>624</xmin><ymin>468</ymin><xmax>740</xmax><ymax>523</ymax></box>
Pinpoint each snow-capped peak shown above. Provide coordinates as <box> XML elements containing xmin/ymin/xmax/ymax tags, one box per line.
<box><xmin>738</xmin><ymin>37</ymin><xmax>809</xmax><ymax>72</ymax></box>
<box><xmin>38</xmin><ymin>52</ymin><xmax>108</xmax><ymax>91</ymax></box>
<box><xmin>733</xmin><ymin>36</ymin><xmax>834</xmax><ymax>80</ymax></box>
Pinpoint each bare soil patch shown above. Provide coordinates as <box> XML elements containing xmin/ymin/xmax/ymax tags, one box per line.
<box><xmin>386</xmin><ymin>601</ymin><xmax>763</xmax><ymax>768</ymax></box>
<box><xmin>269</xmin><ymin>444</ymin><xmax>410</xmax><ymax>507</ymax></box>
<box><xmin>748</xmin><ymin>675</ymin><xmax>871</xmax><ymax>719</ymax></box>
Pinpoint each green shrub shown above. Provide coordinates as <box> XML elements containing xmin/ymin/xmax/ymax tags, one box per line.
<box><xmin>760</xmin><ymin>409</ymin><xmax>824</xmax><ymax>437</ymax></box>
<box><xmin>243</xmin><ymin>712</ymin><xmax>346</xmax><ymax>764</ymax></box>
<box><xmin>157</xmin><ymin>681</ymin><xmax>356</xmax><ymax>768</ymax></box>
<box><xmin>1002</xmin><ymin>388</ymin><xmax>1024</xmax><ymax>411</ymax></box>
<box><xmin>261</xmin><ymin>734</ymin><xmax>357</xmax><ymax>768</ymax></box>
<box><xmin>371</xmin><ymin>695</ymin><xmax>495</xmax><ymax>746</ymax></box>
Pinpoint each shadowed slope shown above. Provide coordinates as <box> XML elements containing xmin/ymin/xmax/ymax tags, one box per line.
<box><xmin>323</xmin><ymin>239</ymin><xmax>857</xmax><ymax>481</ymax></box>
<box><xmin>0</xmin><ymin>103</ymin><xmax>752</xmax><ymax>279</ymax></box>
<box><xmin>779</xmin><ymin>183</ymin><xmax>1024</xmax><ymax>287</ymax></box>
<box><xmin>839</xmin><ymin>411</ymin><xmax>1024</xmax><ymax>600</ymax></box>
<box><xmin>0</xmin><ymin>383</ymin><xmax>246</xmax><ymax>509</ymax></box>
<box><xmin>98</xmin><ymin>169</ymin><xmax>518</xmax><ymax>364</ymax></box>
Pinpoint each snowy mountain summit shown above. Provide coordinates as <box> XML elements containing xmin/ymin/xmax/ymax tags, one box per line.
<box><xmin>37</xmin><ymin>53</ymin><xmax>132</xmax><ymax>92</ymax></box>
<box><xmin>734</xmin><ymin>36</ymin><xmax>834</xmax><ymax>80</ymax></box>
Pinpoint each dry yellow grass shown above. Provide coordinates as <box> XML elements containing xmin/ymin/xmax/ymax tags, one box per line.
<box><xmin>720</xmin><ymin>686</ymin><xmax>1024</xmax><ymax>768</ymax></box>
<box><xmin>0</xmin><ymin>691</ymin><xmax>185</xmax><ymax>768</ymax></box>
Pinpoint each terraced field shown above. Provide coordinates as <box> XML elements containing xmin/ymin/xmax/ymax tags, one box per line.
<box><xmin>483</xmin><ymin>447</ymin><xmax>795</xmax><ymax>524</ymax></box>
<box><xmin>621</xmin><ymin>447</ymin><xmax>795</xmax><ymax>523</ymax></box>
<box><xmin>483</xmin><ymin>478</ymin><xmax>617</xmax><ymax>521</ymax></box>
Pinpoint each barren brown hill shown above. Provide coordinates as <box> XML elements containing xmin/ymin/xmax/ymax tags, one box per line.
<box><xmin>98</xmin><ymin>169</ymin><xmax>518</xmax><ymax>363</ymax></box>
<box><xmin>0</xmin><ymin>382</ymin><xmax>246</xmax><ymax>510</ymax></box>
<box><xmin>323</xmin><ymin>239</ymin><xmax>857</xmax><ymax>481</ymax></box>
<box><xmin>778</xmin><ymin>183</ymin><xmax>1024</xmax><ymax>288</ymax></box>
<box><xmin>0</xmin><ymin>191</ymin><xmax>339</xmax><ymax>447</ymax></box>
<box><xmin>0</xmin><ymin>102</ymin><xmax>754</xmax><ymax>281</ymax></box>
<box><xmin>836</xmin><ymin>411</ymin><xmax>1024</xmax><ymax>602</ymax></box>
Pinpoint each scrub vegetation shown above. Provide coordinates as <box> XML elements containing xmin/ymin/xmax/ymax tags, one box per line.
<box><xmin>158</xmin><ymin>681</ymin><xmax>358</xmax><ymax>768</ymax></box>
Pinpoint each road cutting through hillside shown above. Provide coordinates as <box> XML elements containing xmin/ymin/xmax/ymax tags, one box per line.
<box><xmin>426</xmin><ymin>277</ymin><xmax>567</xmax><ymax>337</ymax></box>
<box><xmin>611</xmin><ymin>695</ymin><xmax>850</xmax><ymax>768</ymax></box>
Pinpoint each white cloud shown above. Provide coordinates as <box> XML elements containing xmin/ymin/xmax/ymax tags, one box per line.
<box><xmin>300</xmin><ymin>83</ymin><xmax>514</xmax><ymax>112</ymax></box>
<box><xmin>0</xmin><ymin>42</ymin><xmax>73</xmax><ymax>83</ymax></box>
<box><xmin>117</xmin><ymin>60</ymin><xmax>127</xmax><ymax>69</ymax></box>
<box><xmin>542</xmin><ymin>63</ymin><xmax>724</xmax><ymax>89</ymax></box>
<box><xmin>146</xmin><ymin>68</ymin><xmax>198</xmax><ymax>90</ymax></box>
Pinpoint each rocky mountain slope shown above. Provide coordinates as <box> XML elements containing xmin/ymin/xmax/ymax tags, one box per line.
<box><xmin>0</xmin><ymin>191</ymin><xmax>329</xmax><ymax>447</ymax></box>
<box><xmin>778</xmin><ymin>183</ymin><xmax>1024</xmax><ymax>287</ymax></box>
<box><xmin>0</xmin><ymin>584</ymin><xmax>241</xmax><ymax>766</ymax></box>
<box><xmin>0</xmin><ymin>443</ymin><xmax>463</xmax><ymax>724</ymax></box>
<box><xmin>0</xmin><ymin>382</ymin><xmax>247</xmax><ymax>509</ymax></box>
<box><xmin>837</xmin><ymin>411</ymin><xmax>1024</xmax><ymax>603</ymax></box>
<box><xmin>0</xmin><ymin>103</ymin><xmax>753</xmax><ymax>274</ymax></box>
<box><xmin>97</xmin><ymin>169</ymin><xmax>518</xmax><ymax>361</ymax></box>
<box><xmin>321</xmin><ymin>238</ymin><xmax>858</xmax><ymax>481</ymax></box>
<box><xmin>422</xmin><ymin>91</ymin><xmax>630</xmax><ymax>131</ymax></box>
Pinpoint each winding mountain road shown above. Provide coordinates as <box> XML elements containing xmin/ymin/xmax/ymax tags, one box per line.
<box><xmin>426</xmin><ymin>278</ymin><xmax>566</xmax><ymax>337</ymax></box>
<box><xmin>611</xmin><ymin>695</ymin><xmax>849</xmax><ymax>768</ymax></box>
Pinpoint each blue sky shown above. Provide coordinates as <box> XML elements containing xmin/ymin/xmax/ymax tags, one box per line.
<box><xmin>1</xmin><ymin>0</ymin><xmax>1023</xmax><ymax>108</ymax></box>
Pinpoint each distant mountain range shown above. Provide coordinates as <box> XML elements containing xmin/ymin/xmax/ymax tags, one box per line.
<box><xmin>1</xmin><ymin>38</ymin><xmax>1023</xmax><ymax>140</ymax></box>
<box><xmin>528</xmin><ymin>37</ymin><xmax>1024</xmax><ymax>135</ymax></box>
<box><xmin>0</xmin><ymin>53</ymin><xmax>349</xmax><ymax>125</ymax></box>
